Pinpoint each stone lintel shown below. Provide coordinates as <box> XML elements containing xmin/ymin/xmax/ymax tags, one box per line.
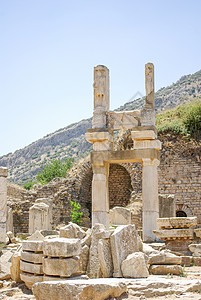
<box><xmin>0</xmin><ymin>167</ymin><xmax>8</xmax><ymax>178</ymax></box>
<box><xmin>134</xmin><ymin>140</ymin><xmax>162</xmax><ymax>150</ymax></box>
<box><xmin>131</xmin><ymin>126</ymin><xmax>157</xmax><ymax>134</ymax></box>
<box><xmin>85</xmin><ymin>131</ymin><xmax>113</xmax><ymax>143</ymax></box>
<box><xmin>157</xmin><ymin>217</ymin><xmax>197</xmax><ymax>230</ymax></box>
<box><xmin>153</xmin><ymin>228</ymin><xmax>194</xmax><ymax>240</ymax></box>
<box><xmin>106</xmin><ymin>110</ymin><xmax>140</xmax><ymax>130</ymax></box>
<box><xmin>131</xmin><ymin>130</ymin><xmax>157</xmax><ymax>140</ymax></box>
<box><xmin>91</xmin><ymin>149</ymin><xmax>160</xmax><ymax>165</ymax></box>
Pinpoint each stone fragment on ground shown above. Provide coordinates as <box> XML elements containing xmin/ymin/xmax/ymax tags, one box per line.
<box><xmin>110</xmin><ymin>224</ymin><xmax>139</xmax><ymax>277</ymax></box>
<box><xmin>59</xmin><ymin>222</ymin><xmax>86</xmax><ymax>239</ymax></box>
<box><xmin>80</xmin><ymin>244</ymin><xmax>89</xmax><ymax>272</ymax></box>
<box><xmin>0</xmin><ymin>249</ymin><xmax>13</xmax><ymax>280</ymax></box>
<box><xmin>81</xmin><ymin>228</ymin><xmax>92</xmax><ymax>247</ymax></box>
<box><xmin>121</xmin><ymin>252</ymin><xmax>149</xmax><ymax>278</ymax></box>
<box><xmin>148</xmin><ymin>250</ymin><xmax>182</xmax><ymax>265</ymax></box>
<box><xmin>32</xmin><ymin>278</ymin><xmax>127</xmax><ymax>300</ymax></box>
<box><xmin>149</xmin><ymin>264</ymin><xmax>183</xmax><ymax>275</ymax></box>
<box><xmin>10</xmin><ymin>247</ymin><xmax>22</xmax><ymax>282</ymax></box>
<box><xmin>7</xmin><ymin>231</ymin><xmax>17</xmax><ymax>244</ymax></box>
<box><xmin>43</xmin><ymin>256</ymin><xmax>81</xmax><ymax>277</ymax></box>
<box><xmin>189</xmin><ymin>243</ymin><xmax>201</xmax><ymax>257</ymax></box>
<box><xmin>98</xmin><ymin>238</ymin><xmax>113</xmax><ymax>277</ymax></box>
<box><xmin>87</xmin><ymin>223</ymin><xmax>106</xmax><ymax>278</ymax></box>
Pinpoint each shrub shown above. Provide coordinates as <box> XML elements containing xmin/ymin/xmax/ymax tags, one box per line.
<box><xmin>36</xmin><ymin>158</ymin><xmax>74</xmax><ymax>185</ymax></box>
<box><xmin>23</xmin><ymin>181</ymin><xmax>36</xmax><ymax>190</ymax></box>
<box><xmin>70</xmin><ymin>201</ymin><xmax>83</xmax><ymax>225</ymax></box>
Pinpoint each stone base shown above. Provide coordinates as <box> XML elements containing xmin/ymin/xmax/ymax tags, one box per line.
<box><xmin>20</xmin><ymin>273</ymin><xmax>43</xmax><ymax>289</ymax></box>
<box><xmin>165</xmin><ymin>240</ymin><xmax>192</xmax><ymax>256</ymax></box>
<box><xmin>92</xmin><ymin>212</ymin><xmax>109</xmax><ymax>229</ymax></box>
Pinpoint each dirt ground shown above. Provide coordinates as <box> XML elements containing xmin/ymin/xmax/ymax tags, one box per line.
<box><xmin>0</xmin><ymin>266</ymin><xmax>201</xmax><ymax>299</ymax></box>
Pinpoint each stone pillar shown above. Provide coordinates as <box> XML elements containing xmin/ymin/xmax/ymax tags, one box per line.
<box><xmin>6</xmin><ymin>207</ymin><xmax>14</xmax><ymax>233</ymax></box>
<box><xmin>92</xmin><ymin>65</ymin><xmax>109</xmax><ymax>128</ymax></box>
<box><xmin>91</xmin><ymin>163</ymin><xmax>110</xmax><ymax>229</ymax></box>
<box><xmin>0</xmin><ymin>167</ymin><xmax>8</xmax><ymax>242</ymax></box>
<box><xmin>141</xmin><ymin>63</ymin><xmax>155</xmax><ymax>126</ymax></box>
<box><xmin>142</xmin><ymin>158</ymin><xmax>159</xmax><ymax>242</ymax></box>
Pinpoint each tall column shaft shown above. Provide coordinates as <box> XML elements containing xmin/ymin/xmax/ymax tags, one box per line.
<box><xmin>142</xmin><ymin>159</ymin><xmax>159</xmax><ymax>242</ymax></box>
<box><xmin>0</xmin><ymin>167</ymin><xmax>8</xmax><ymax>243</ymax></box>
<box><xmin>92</xmin><ymin>163</ymin><xmax>109</xmax><ymax>229</ymax></box>
<box><xmin>145</xmin><ymin>63</ymin><xmax>155</xmax><ymax>110</ymax></box>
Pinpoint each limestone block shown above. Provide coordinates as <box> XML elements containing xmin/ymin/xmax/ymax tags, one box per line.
<box><xmin>142</xmin><ymin>243</ymin><xmax>159</xmax><ymax>256</ymax></box>
<box><xmin>0</xmin><ymin>167</ymin><xmax>8</xmax><ymax>177</ymax></box>
<box><xmin>22</xmin><ymin>240</ymin><xmax>43</xmax><ymax>252</ymax></box>
<box><xmin>32</xmin><ymin>279</ymin><xmax>127</xmax><ymax>300</ymax></box>
<box><xmin>140</xmin><ymin>108</ymin><xmax>155</xmax><ymax>127</ymax></box>
<box><xmin>149</xmin><ymin>264</ymin><xmax>183</xmax><ymax>275</ymax></box>
<box><xmin>121</xmin><ymin>252</ymin><xmax>149</xmax><ymax>278</ymax></box>
<box><xmin>107</xmin><ymin>111</ymin><xmax>140</xmax><ymax>130</ymax></box>
<box><xmin>80</xmin><ymin>245</ymin><xmax>89</xmax><ymax>272</ymax></box>
<box><xmin>92</xmin><ymin>212</ymin><xmax>109</xmax><ymax>229</ymax></box>
<box><xmin>29</xmin><ymin>202</ymin><xmax>52</xmax><ymax>234</ymax></box>
<box><xmin>40</xmin><ymin>230</ymin><xmax>59</xmax><ymax>237</ymax></box>
<box><xmin>43</xmin><ymin>257</ymin><xmax>81</xmax><ymax>277</ymax></box>
<box><xmin>193</xmin><ymin>257</ymin><xmax>201</xmax><ymax>266</ymax></box>
<box><xmin>7</xmin><ymin>231</ymin><xmax>16</xmax><ymax>243</ymax></box>
<box><xmin>157</xmin><ymin>217</ymin><xmax>197</xmax><ymax>230</ymax></box>
<box><xmin>153</xmin><ymin>228</ymin><xmax>194</xmax><ymax>240</ymax></box>
<box><xmin>98</xmin><ymin>239</ymin><xmax>113</xmax><ymax>278</ymax></box>
<box><xmin>166</xmin><ymin>239</ymin><xmax>192</xmax><ymax>256</ymax></box>
<box><xmin>109</xmin><ymin>206</ymin><xmax>131</xmax><ymax>226</ymax></box>
<box><xmin>134</xmin><ymin>139</ymin><xmax>161</xmax><ymax>150</ymax></box>
<box><xmin>131</xmin><ymin>130</ymin><xmax>156</xmax><ymax>140</ymax></box>
<box><xmin>148</xmin><ymin>250</ymin><xmax>182</xmax><ymax>265</ymax></box>
<box><xmin>21</xmin><ymin>251</ymin><xmax>44</xmax><ymax>264</ymax></box>
<box><xmin>20</xmin><ymin>260</ymin><xmax>43</xmax><ymax>275</ymax></box>
<box><xmin>189</xmin><ymin>244</ymin><xmax>201</xmax><ymax>257</ymax></box>
<box><xmin>159</xmin><ymin>194</ymin><xmax>176</xmax><ymax>218</ymax></box>
<box><xmin>0</xmin><ymin>248</ymin><xmax>13</xmax><ymax>280</ymax></box>
<box><xmin>181</xmin><ymin>256</ymin><xmax>192</xmax><ymax>267</ymax></box>
<box><xmin>10</xmin><ymin>250</ymin><xmax>22</xmax><ymax>282</ymax></box>
<box><xmin>59</xmin><ymin>222</ymin><xmax>86</xmax><ymax>239</ymax></box>
<box><xmin>194</xmin><ymin>228</ymin><xmax>201</xmax><ymax>238</ymax></box>
<box><xmin>6</xmin><ymin>207</ymin><xmax>13</xmax><ymax>233</ymax></box>
<box><xmin>0</xmin><ymin>222</ymin><xmax>7</xmax><ymax>243</ymax></box>
<box><xmin>110</xmin><ymin>224</ymin><xmax>139</xmax><ymax>277</ymax></box>
<box><xmin>87</xmin><ymin>223</ymin><xmax>106</xmax><ymax>278</ymax></box>
<box><xmin>20</xmin><ymin>273</ymin><xmax>43</xmax><ymax>289</ymax></box>
<box><xmin>43</xmin><ymin>275</ymin><xmax>89</xmax><ymax>281</ymax></box>
<box><xmin>27</xmin><ymin>230</ymin><xmax>45</xmax><ymax>241</ymax></box>
<box><xmin>43</xmin><ymin>238</ymin><xmax>81</xmax><ymax>257</ymax></box>
<box><xmin>81</xmin><ymin>228</ymin><xmax>92</xmax><ymax>247</ymax></box>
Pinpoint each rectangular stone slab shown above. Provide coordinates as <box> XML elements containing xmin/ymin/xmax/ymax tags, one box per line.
<box><xmin>22</xmin><ymin>241</ymin><xmax>43</xmax><ymax>252</ymax></box>
<box><xmin>21</xmin><ymin>251</ymin><xmax>44</xmax><ymax>264</ymax></box>
<box><xmin>20</xmin><ymin>260</ymin><xmax>43</xmax><ymax>275</ymax></box>
<box><xmin>43</xmin><ymin>257</ymin><xmax>81</xmax><ymax>277</ymax></box>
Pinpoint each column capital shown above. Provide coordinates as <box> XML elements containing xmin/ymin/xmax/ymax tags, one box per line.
<box><xmin>142</xmin><ymin>158</ymin><xmax>160</xmax><ymax>167</ymax></box>
<box><xmin>0</xmin><ymin>167</ymin><xmax>8</xmax><ymax>178</ymax></box>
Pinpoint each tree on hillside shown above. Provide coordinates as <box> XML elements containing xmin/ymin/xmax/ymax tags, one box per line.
<box><xmin>36</xmin><ymin>158</ymin><xmax>74</xmax><ymax>185</ymax></box>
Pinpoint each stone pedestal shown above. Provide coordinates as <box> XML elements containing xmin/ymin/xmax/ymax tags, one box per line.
<box><xmin>0</xmin><ymin>167</ymin><xmax>8</xmax><ymax>243</ymax></box>
<box><xmin>92</xmin><ymin>164</ymin><xmax>109</xmax><ymax>229</ymax></box>
<box><xmin>159</xmin><ymin>194</ymin><xmax>176</xmax><ymax>218</ymax></box>
<box><xmin>29</xmin><ymin>202</ymin><xmax>52</xmax><ymax>234</ymax></box>
<box><xmin>142</xmin><ymin>159</ymin><xmax>160</xmax><ymax>242</ymax></box>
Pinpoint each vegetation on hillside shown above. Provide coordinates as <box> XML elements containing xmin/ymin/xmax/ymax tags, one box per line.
<box><xmin>156</xmin><ymin>99</ymin><xmax>201</xmax><ymax>139</ymax></box>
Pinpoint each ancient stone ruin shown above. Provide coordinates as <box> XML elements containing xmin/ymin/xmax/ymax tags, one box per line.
<box><xmin>85</xmin><ymin>63</ymin><xmax>161</xmax><ymax>242</ymax></box>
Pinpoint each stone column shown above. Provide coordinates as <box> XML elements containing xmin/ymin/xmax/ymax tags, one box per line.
<box><xmin>142</xmin><ymin>158</ymin><xmax>159</xmax><ymax>242</ymax></box>
<box><xmin>92</xmin><ymin>65</ymin><xmax>109</xmax><ymax>128</ymax></box>
<box><xmin>0</xmin><ymin>167</ymin><xmax>8</xmax><ymax>242</ymax></box>
<box><xmin>141</xmin><ymin>62</ymin><xmax>155</xmax><ymax>126</ymax></box>
<box><xmin>91</xmin><ymin>163</ymin><xmax>110</xmax><ymax>229</ymax></box>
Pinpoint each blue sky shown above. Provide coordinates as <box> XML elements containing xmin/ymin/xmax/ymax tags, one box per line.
<box><xmin>0</xmin><ymin>0</ymin><xmax>201</xmax><ymax>156</ymax></box>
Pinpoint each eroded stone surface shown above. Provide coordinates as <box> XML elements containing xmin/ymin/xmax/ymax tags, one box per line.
<box><xmin>43</xmin><ymin>256</ymin><xmax>81</xmax><ymax>277</ymax></box>
<box><xmin>153</xmin><ymin>228</ymin><xmax>194</xmax><ymax>240</ymax></box>
<box><xmin>21</xmin><ymin>251</ymin><xmax>44</xmax><ymax>264</ymax></box>
<box><xmin>121</xmin><ymin>252</ymin><xmax>149</xmax><ymax>278</ymax></box>
<box><xmin>80</xmin><ymin>245</ymin><xmax>89</xmax><ymax>272</ymax></box>
<box><xmin>189</xmin><ymin>244</ymin><xmax>201</xmax><ymax>257</ymax></box>
<box><xmin>109</xmin><ymin>206</ymin><xmax>131</xmax><ymax>225</ymax></box>
<box><xmin>149</xmin><ymin>264</ymin><xmax>183</xmax><ymax>275</ymax></box>
<box><xmin>98</xmin><ymin>238</ymin><xmax>113</xmax><ymax>277</ymax></box>
<box><xmin>20</xmin><ymin>260</ymin><xmax>43</xmax><ymax>275</ymax></box>
<box><xmin>32</xmin><ymin>279</ymin><xmax>127</xmax><ymax>300</ymax></box>
<box><xmin>87</xmin><ymin>223</ymin><xmax>106</xmax><ymax>278</ymax></box>
<box><xmin>43</xmin><ymin>238</ymin><xmax>81</xmax><ymax>257</ymax></box>
<box><xmin>59</xmin><ymin>222</ymin><xmax>86</xmax><ymax>239</ymax></box>
<box><xmin>110</xmin><ymin>224</ymin><xmax>138</xmax><ymax>277</ymax></box>
<box><xmin>148</xmin><ymin>250</ymin><xmax>182</xmax><ymax>265</ymax></box>
<box><xmin>20</xmin><ymin>273</ymin><xmax>43</xmax><ymax>289</ymax></box>
<box><xmin>22</xmin><ymin>240</ymin><xmax>43</xmax><ymax>252</ymax></box>
<box><xmin>157</xmin><ymin>217</ymin><xmax>197</xmax><ymax>229</ymax></box>
<box><xmin>10</xmin><ymin>250</ymin><xmax>22</xmax><ymax>282</ymax></box>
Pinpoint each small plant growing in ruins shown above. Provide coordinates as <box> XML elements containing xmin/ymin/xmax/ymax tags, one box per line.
<box><xmin>180</xmin><ymin>265</ymin><xmax>187</xmax><ymax>277</ymax></box>
<box><xmin>70</xmin><ymin>201</ymin><xmax>83</xmax><ymax>225</ymax></box>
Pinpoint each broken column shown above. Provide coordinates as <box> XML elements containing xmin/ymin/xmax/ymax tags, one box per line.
<box><xmin>142</xmin><ymin>158</ymin><xmax>160</xmax><ymax>242</ymax></box>
<box><xmin>0</xmin><ymin>167</ymin><xmax>8</xmax><ymax>243</ymax></box>
<box><xmin>85</xmin><ymin>65</ymin><xmax>113</xmax><ymax>228</ymax></box>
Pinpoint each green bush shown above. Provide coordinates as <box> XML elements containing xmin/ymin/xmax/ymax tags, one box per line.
<box><xmin>36</xmin><ymin>158</ymin><xmax>74</xmax><ymax>185</ymax></box>
<box><xmin>23</xmin><ymin>181</ymin><xmax>36</xmax><ymax>190</ymax></box>
<box><xmin>70</xmin><ymin>201</ymin><xmax>83</xmax><ymax>225</ymax></box>
<box><xmin>156</xmin><ymin>99</ymin><xmax>201</xmax><ymax>139</ymax></box>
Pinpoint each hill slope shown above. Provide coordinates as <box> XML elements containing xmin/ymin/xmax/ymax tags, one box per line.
<box><xmin>0</xmin><ymin>70</ymin><xmax>201</xmax><ymax>185</ymax></box>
